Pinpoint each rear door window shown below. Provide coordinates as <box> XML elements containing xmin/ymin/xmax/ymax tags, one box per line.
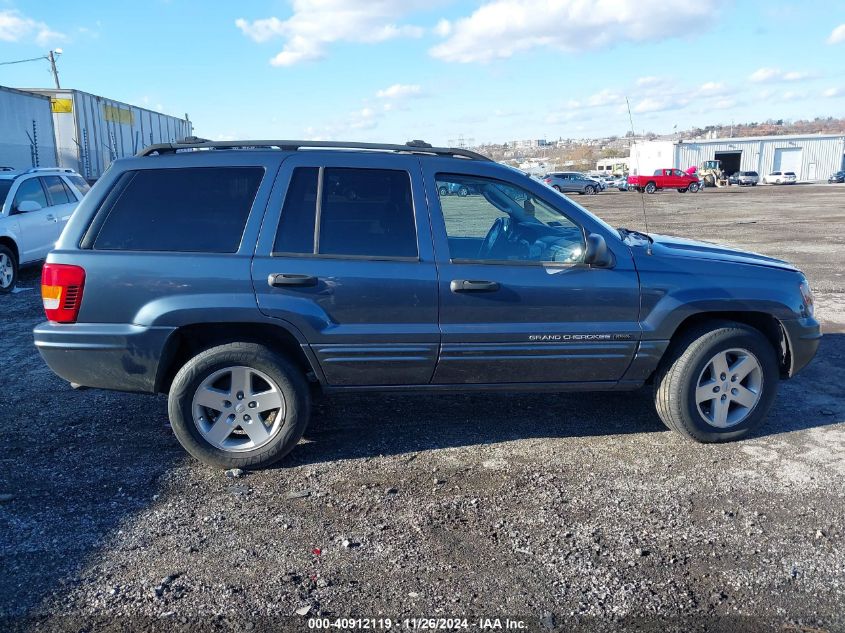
<box><xmin>92</xmin><ymin>167</ymin><xmax>264</xmax><ymax>252</ymax></box>
<box><xmin>274</xmin><ymin>167</ymin><xmax>318</xmax><ymax>254</ymax></box>
<box><xmin>273</xmin><ymin>167</ymin><xmax>418</xmax><ymax>259</ymax></box>
<box><xmin>319</xmin><ymin>168</ymin><xmax>417</xmax><ymax>258</ymax></box>
<box><xmin>42</xmin><ymin>176</ymin><xmax>75</xmax><ymax>206</ymax></box>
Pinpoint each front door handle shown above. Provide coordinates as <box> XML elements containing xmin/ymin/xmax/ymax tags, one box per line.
<box><xmin>450</xmin><ymin>279</ymin><xmax>500</xmax><ymax>293</ymax></box>
<box><xmin>268</xmin><ymin>273</ymin><xmax>318</xmax><ymax>288</ymax></box>
<box><xmin>46</xmin><ymin>214</ymin><xmax>57</xmax><ymax>223</ymax></box>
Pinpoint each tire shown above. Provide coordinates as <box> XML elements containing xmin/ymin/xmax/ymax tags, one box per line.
<box><xmin>751</xmin><ymin>183</ymin><xmax>757</xmax><ymax>186</ymax></box>
<box><xmin>457</xmin><ymin>186</ymin><xmax>469</xmax><ymax>197</ymax></box>
<box><xmin>653</xmin><ymin>322</ymin><xmax>779</xmax><ymax>443</ymax></box>
<box><xmin>678</xmin><ymin>188</ymin><xmax>687</xmax><ymax>193</ymax></box>
<box><xmin>644</xmin><ymin>182</ymin><xmax>657</xmax><ymax>194</ymax></box>
<box><xmin>168</xmin><ymin>342</ymin><xmax>311</xmax><ymax>469</ymax></box>
<box><xmin>0</xmin><ymin>245</ymin><xmax>18</xmax><ymax>294</ymax></box>
<box><xmin>553</xmin><ymin>185</ymin><xmax>562</xmax><ymax>192</ymax></box>
<box><xmin>688</xmin><ymin>183</ymin><xmax>699</xmax><ymax>193</ymax></box>
<box><xmin>584</xmin><ymin>185</ymin><xmax>596</xmax><ymax>195</ymax></box>
<box><xmin>438</xmin><ymin>186</ymin><xmax>449</xmax><ymax>196</ymax></box>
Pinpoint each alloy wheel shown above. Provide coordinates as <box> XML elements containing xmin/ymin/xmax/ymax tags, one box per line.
<box><xmin>695</xmin><ymin>348</ymin><xmax>763</xmax><ymax>428</ymax></box>
<box><xmin>192</xmin><ymin>365</ymin><xmax>286</xmax><ymax>452</ymax></box>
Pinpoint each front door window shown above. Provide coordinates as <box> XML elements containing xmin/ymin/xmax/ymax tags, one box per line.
<box><xmin>435</xmin><ymin>174</ymin><xmax>585</xmax><ymax>264</ymax></box>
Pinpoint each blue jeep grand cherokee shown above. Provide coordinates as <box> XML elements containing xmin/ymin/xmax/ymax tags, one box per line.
<box><xmin>33</xmin><ymin>140</ymin><xmax>821</xmax><ymax>468</ymax></box>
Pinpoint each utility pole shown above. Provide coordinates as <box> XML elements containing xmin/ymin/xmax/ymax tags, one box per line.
<box><xmin>47</xmin><ymin>50</ymin><xmax>61</xmax><ymax>89</ymax></box>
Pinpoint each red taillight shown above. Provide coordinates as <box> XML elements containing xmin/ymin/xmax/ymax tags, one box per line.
<box><xmin>544</xmin><ymin>178</ymin><xmax>551</xmax><ymax>183</ymax></box>
<box><xmin>41</xmin><ymin>263</ymin><xmax>85</xmax><ymax>323</ymax></box>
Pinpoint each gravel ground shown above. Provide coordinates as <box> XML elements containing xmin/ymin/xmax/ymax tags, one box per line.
<box><xmin>1</xmin><ymin>184</ymin><xmax>843</xmax><ymax>633</ymax></box>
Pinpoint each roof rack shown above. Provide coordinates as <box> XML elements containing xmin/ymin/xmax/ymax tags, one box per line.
<box><xmin>137</xmin><ymin>138</ymin><xmax>492</xmax><ymax>162</ymax></box>
<box><xmin>24</xmin><ymin>167</ymin><xmax>76</xmax><ymax>174</ymax></box>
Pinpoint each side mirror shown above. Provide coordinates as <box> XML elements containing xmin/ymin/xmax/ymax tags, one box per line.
<box><xmin>15</xmin><ymin>200</ymin><xmax>43</xmax><ymax>213</ymax></box>
<box><xmin>584</xmin><ymin>233</ymin><xmax>613</xmax><ymax>267</ymax></box>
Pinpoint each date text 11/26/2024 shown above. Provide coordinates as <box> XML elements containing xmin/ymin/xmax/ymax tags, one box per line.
<box><xmin>307</xmin><ymin>617</ymin><xmax>529</xmax><ymax>629</ymax></box>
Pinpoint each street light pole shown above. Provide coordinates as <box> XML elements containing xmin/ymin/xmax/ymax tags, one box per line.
<box><xmin>47</xmin><ymin>50</ymin><xmax>61</xmax><ymax>89</ymax></box>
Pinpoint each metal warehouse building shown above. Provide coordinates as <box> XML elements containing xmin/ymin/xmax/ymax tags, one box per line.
<box><xmin>630</xmin><ymin>134</ymin><xmax>845</xmax><ymax>181</ymax></box>
<box><xmin>26</xmin><ymin>88</ymin><xmax>192</xmax><ymax>180</ymax></box>
<box><xmin>0</xmin><ymin>85</ymin><xmax>58</xmax><ymax>169</ymax></box>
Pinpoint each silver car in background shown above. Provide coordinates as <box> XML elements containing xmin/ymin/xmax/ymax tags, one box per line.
<box><xmin>543</xmin><ymin>171</ymin><xmax>601</xmax><ymax>195</ymax></box>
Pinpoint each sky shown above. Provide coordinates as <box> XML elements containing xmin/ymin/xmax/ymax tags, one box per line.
<box><xmin>1</xmin><ymin>0</ymin><xmax>844</xmax><ymax>146</ymax></box>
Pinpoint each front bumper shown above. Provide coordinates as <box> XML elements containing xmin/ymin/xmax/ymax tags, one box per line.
<box><xmin>33</xmin><ymin>321</ymin><xmax>175</xmax><ymax>393</ymax></box>
<box><xmin>780</xmin><ymin>317</ymin><xmax>821</xmax><ymax>377</ymax></box>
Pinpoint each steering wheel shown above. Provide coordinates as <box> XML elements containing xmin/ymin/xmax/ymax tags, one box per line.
<box><xmin>479</xmin><ymin>216</ymin><xmax>512</xmax><ymax>258</ymax></box>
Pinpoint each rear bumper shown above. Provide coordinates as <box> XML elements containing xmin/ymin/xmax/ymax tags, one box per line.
<box><xmin>33</xmin><ymin>321</ymin><xmax>175</xmax><ymax>393</ymax></box>
<box><xmin>781</xmin><ymin>317</ymin><xmax>821</xmax><ymax>377</ymax></box>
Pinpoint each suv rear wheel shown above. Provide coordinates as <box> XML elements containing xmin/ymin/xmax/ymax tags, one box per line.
<box><xmin>654</xmin><ymin>322</ymin><xmax>778</xmax><ymax>442</ymax></box>
<box><xmin>168</xmin><ymin>342</ymin><xmax>310</xmax><ymax>469</ymax></box>
<box><xmin>0</xmin><ymin>245</ymin><xmax>18</xmax><ymax>293</ymax></box>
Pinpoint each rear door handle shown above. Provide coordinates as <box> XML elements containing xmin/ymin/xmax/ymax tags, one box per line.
<box><xmin>46</xmin><ymin>214</ymin><xmax>57</xmax><ymax>222</ymax></box>
<box><xmin>450</xmin><ymin>279</ymin><xmax>500</xmax><ymax>293</ymax></box>
<box><xmin>268</xmin><ymin>273</ymin><xmax>318</xmax><ymax>288</ymax></box>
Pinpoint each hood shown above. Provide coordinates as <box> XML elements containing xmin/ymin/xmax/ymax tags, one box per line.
<box><xmin>646</xmin><ymin>233</ymin><xmax>798</xmax><ymax>272</ymax></box>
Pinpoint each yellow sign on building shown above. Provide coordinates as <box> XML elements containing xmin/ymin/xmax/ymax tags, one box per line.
<box><xmin>50</xmin><ymin>98</ymin><xmax>73</xmax><ymax>113</ymax></box>
<box><xmin>103</xmin><ymin>104</ymin><xmax>134</xmax><ymax>125</ymax></box>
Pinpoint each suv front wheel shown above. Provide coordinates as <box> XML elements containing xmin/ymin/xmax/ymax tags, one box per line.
<box><xmin>654</xmin><ymin>322</ymin><xmax>778</xmax><ymax>442</ymax></box>
<box><xmin>168</xmin><ymin>342</ymin><xmax>311</xmax><ymax>469</ymax></box>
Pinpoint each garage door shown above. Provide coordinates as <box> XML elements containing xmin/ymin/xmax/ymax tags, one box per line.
<box><xmin>773</xmin><ymin>147</ymin><xmax>802</xmax><ymax>176</ymax></box>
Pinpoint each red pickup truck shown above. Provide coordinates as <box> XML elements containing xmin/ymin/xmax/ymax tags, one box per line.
<box><xmin>628</xmin><ymin>168</ymin><xmax>701</xmax><ymax>193</ymax></box>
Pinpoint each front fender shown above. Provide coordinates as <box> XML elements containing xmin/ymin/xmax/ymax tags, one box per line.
<box><xmin>636</xmin><ymin>255</ymin><xmax>806</xmax><ymax>341</ymax></box>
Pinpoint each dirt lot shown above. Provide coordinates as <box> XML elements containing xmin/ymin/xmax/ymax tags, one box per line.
<box><xmin>1</xmin><ymin>184</ymin><xmax>843</xmax><ymax>632</ymax></box>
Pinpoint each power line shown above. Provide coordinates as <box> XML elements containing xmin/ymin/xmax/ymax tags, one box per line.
<box><xmin>0</xmin><ymin>50</ymin><xmax>62</xmax><ymax>88</ymax></box>
<box><xmin>0</xmin><ymin>55</ymin><xmax>48</xmax><ymax>66</ymax></box>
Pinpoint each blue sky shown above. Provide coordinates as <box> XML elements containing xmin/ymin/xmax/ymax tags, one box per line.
<box><xmin>1</xmin><ymin>0</ymin><xmax>844</xmax><ymax>145</ymax></box>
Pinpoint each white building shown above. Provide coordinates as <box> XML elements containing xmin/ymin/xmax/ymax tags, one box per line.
<box><xmin>629</xmin><ymin>134</ymin><xmax>845</xmax><ymax>181</ymax></box>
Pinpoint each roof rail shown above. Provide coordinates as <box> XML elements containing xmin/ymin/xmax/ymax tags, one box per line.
<box><xmin>137</xmin><ymin>139</ymin><xmax>493</xmax><ymax>162</ymax></box>
<box><xmin>24</xmin><ymin>167</ymin><xmax>75</xmax><ymax>174</ymax></box>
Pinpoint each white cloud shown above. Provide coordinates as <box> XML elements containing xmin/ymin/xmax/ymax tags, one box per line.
<box><xmin>0</xmin><ymin>9</ymin><xmax>65</xmax><ymax>45</ymax></box>
<box><xmin>712</xmin><ymin>98</ymin><xmax>737</xmax><ymax>110</ymax></box>
<box><xmin>430</xmin><ymin>0</ymin><xmax>717</xmax><ymax>63</ymax></box>
<box><xmin>822</xmin><ymin>87</ymin><xmax>843</xmax><ymax>98</ymax></box>
<box><xmin>749</xmin><ymin>67</ymin><xmax>781</xmax><ymax>82</ymax></box>
<box><xmin>827</xmin><ymin>23</ymin><xmax>845</xmax><ymax>44</ymax></box>
<box><xmin>236</xmin><ymin>1</ymin><xmax>426</xmax><ymax>66</ymax></box>
<box><xmin>434</xmin><ymin>19</ymin><xmax>451</xmax><ymax>37</ymax></box>
<box><xmin>636</xmin><ymin>76</ymin><xmax>663</xmax><ymax>87</ymax></box>
<box><xmin>697</xmin><ymin>81</ymin><xmax>728</xmax><ymax>95</ymax></box>
<box><xmin>632</xmin><ymin>96</ymin><xmax>687</xmax><ymax>113</ymax></box>
<box><xmin>376</xmin><ymin>83</ymin><xmax>422</xmax><ymax>99</ymax></box>
<box><xmin>749</xmin><ymin>67</ymin><xmax>813</xmax><ymax>83</ymax></box>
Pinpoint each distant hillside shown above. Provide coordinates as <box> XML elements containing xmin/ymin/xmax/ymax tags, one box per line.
<box><xmin>477</xmin><ymin>117</ymin><xmax>845</xmax><ymax>172</ymax></box>
<box><xmin>680</xmin><ymin>117</ymin><xmax>845</xmax><ymax>139</ymax></box>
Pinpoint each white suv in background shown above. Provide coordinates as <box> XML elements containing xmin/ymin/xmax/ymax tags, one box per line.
<box><xmin>0</xmin><ymin>167</ymin><xmax>90</xmax><ymax>292</ymax></box>
<box><xmin>763</xmin><ymin>171</ymin><xmax>797</xmax><ymax>185</ymax></box>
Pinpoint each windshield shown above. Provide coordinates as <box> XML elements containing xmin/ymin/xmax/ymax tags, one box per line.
<box><xmin>0</xmin><ymin>179</ymin><xmax>13</xmax><ymax>206</ymax></box>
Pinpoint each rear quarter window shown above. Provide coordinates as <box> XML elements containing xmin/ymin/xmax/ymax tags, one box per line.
<box><xmin>91</xmin><ymin>167</ymin><xmax>264</xmax><ymax>252</ymax></box>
